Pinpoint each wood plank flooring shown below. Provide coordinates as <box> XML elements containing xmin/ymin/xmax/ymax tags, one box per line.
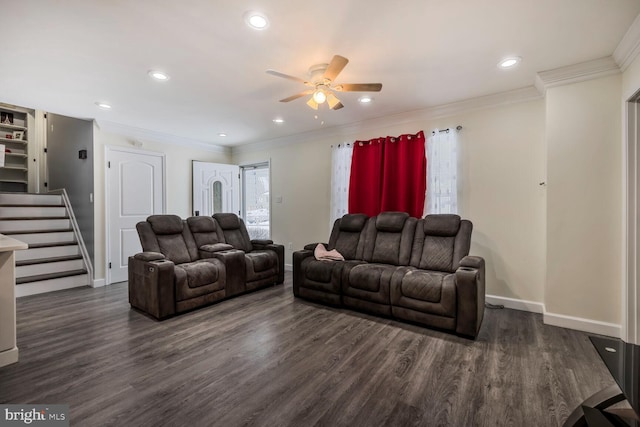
<box><xmin>0</xmin><ymin>272</ymin><xmax>616</xmax><ymax>426</ymax></box>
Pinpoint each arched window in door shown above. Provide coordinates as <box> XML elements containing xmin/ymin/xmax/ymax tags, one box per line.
<box><xmin>211</xmin><ymin>180</ymin><xmax>223</xmax><ymax>214</ymax></box>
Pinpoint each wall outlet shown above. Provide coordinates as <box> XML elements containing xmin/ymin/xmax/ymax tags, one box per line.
<box><xmin>288</xmin><ymin>242</ymin><xmax>293</xmax><ymax>250</ymax></box>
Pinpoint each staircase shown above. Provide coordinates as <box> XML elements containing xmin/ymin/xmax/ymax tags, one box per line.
<box><xmin>0</xmin><ymin>192</ymin><xmax>90</xmax><ymax>297</ymax></box>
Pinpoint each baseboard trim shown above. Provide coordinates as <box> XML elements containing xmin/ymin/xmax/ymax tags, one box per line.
<box><xmin>543</xmin><ymin>311</ymin><xmax>621</xmax><ymax>338</ymax></box>
<box><xmin>92</xmin><ymin>278</ymin><xmax>105</xmax><ymax>288</ymax></box>
<box><xmin>285</xmin><ymin>263</ymin><xmax>293</xmax><ymax>272</ymax></box>
<box><xmin>0</xmin><ymin>346</ymin><xmax>18</xmax><ymax>368</ymax></box>
<box><xmin>486</xmin><ymin>294</ymin><xmax>544</xmax><ymax>314</ymax></box>
<box><xmin>485</xmin><ymin>294</ymin><xmax>620</xmax><ymax>337</ymax></box>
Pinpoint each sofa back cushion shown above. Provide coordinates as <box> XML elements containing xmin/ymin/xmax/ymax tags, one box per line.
<box><xmin>327</xmin><ymin>214</ymin><xmax>368</xmax><ymax>260</ymax></box>
<box><xmin>213</xmin><ymin>213</ymin><xmax>253</xmax><ymax>252</ymax></box>
<box><xmin>143</xmin><ymin>215</ymin><xmax>195</xmax><ymax>264</ymax></box>
<box><xmin>362</xmin><ymin>212</ymin><xmax>417</xmax><ymax>266</ymax></box>
<box><xmin>410</xmin><ymin>214</ymin><xmax>472</xmax><ymax>272</ymax></box>
<box><xmin>187</xmin><ymin>216</ymin><xmax>226</xmax><ymax>249</ymax></box>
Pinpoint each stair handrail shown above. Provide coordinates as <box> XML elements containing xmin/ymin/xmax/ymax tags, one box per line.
<box><xmin>47</xmin><ymin>188</ymin><xmax>94</xmax><ymax>282</ymax></box>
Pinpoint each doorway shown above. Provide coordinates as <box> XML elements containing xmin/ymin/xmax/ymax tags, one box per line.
<box><xmin>241</xmin><ymin>162</ymin><xmax>271</xmax><ymax>239</ymax></box>
<box><xmin>105</xmin><ymin>146</ymin><xmax>165</xmax><ymax>284</ymax></box>
<box><xmin>192</xmin><ymin>161</ymin><xmax>240</xmax><ymax>216</ymax></box>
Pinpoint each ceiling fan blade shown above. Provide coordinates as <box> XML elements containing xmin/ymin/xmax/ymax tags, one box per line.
<box><xmin>331</xmin><ymin>102</ymin><xmax>344</xmax><ymax>110</ymax></box>
<box><xmin>279</xmin><ymin>90</ymin><xmax>314</xmax><ymax>102</ymax></box>
<box><xmin>306</xmin><ymin>97</ymin><xmax>319</xmax><ymax>110</ymax></box>
<box><xmin>334</xmin><ymin>83</ymin><xmax>382</xmax><ymax>92</ymax></box>
<box><xmin>323</xmin><ymin>55</ymin><xmax>349</xmax><ymax>82</ymax></box>
<box><xmin>266</xmin><ymin>69</ymin><xmax>310</xmax><ymax>85</ymax></box>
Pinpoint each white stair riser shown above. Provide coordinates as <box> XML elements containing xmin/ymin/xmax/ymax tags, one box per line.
<box><xmin>11</xmin><ymin>232</ymin><xmax>75</xmax><ymax>245</ymax></box>
<box><xmin>16</xmin><ymin>259</ymin><xmax>85</xmax><ymax>278</ymax></box>
<box><xmin>16</xmin><ymin>245</ymin><xmax>80</xmax><ymax>262</ymax></box>
<box><xmin>0</xmin><ymin>194</ymin><xmax>62</xmax><ymax>206</ymax></box>
<box><xmin>0</xmin><ymin>218</ymin><xmax>70</xmax><ymax>232</ymax></box>
<box><xmin>16</xmin><ymin>274</ymin><xmax>89</xmax><ymax>297</ymax></box>
<box><xmin>0</xmin><ymin>206</ymin><xmax>67</xmax><ymax>218</ymax></box>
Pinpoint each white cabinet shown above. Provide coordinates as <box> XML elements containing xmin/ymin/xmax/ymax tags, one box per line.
<box><xmin>0</xmin><ymin>106</ymin><xmax>30</xmax><ymax>192</ymax></box>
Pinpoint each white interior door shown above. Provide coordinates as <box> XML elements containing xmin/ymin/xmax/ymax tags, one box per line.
<box><xmin>106</xmin><ymin>147</ymin><xmax>165</xmax><ymax>284</ymax></box>
<box><xmin>192</xmin><ymin>161</ymin><xmax>240</xmax><ymax>216</ymax></box>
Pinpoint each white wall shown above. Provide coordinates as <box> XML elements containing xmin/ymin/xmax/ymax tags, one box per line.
<box><xmin>545</xmin><ymin>75</ymin><xmax>622</xmax><ymax>325</ymax></box>
<box><xmin>232</xmin><ymin>99</ymin><xmax>547</xmax><ymax>305</ymax></box>
<box><xmin>93</xmin><ymin>125</ymin><xmax>232</xmax><ymax>281</ymax></box>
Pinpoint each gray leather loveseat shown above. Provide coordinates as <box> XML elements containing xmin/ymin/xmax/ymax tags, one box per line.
<box><xmin>129</xmin><ymin>214</ymin><xmax>284</xmax><ymax>319</ymax></box>
<box><xmin>293</xmin><ymin>212</ymin><xmax>485</xmax><ymax>338</ymax></box>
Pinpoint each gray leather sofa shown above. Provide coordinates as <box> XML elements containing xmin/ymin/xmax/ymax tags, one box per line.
<box><xmin>129</xmin><ymin>214</ymin><xmax>284</xmax><ymax>319</ymax></box>
<box><xmin>293</xmin><ymin>212</ymin><xmax>485</xmax><ymax>338</ymax></box>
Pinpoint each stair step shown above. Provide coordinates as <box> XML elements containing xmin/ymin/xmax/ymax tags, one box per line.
<box><xmin>17</xmin><ymin>245</ymin><xmax>80</xmax><ymax>262</ymax></box>
<box><xmin>0</xmin><ymin>218</ymin><xmax>71</xmax><ymax>232</ymax></box>
<box><xmin>4</xmin><ymin>231</ymin><xmax>75</xmax><ymax>245</ymax></box>
<box><xmin>16</xmin><ymin>254</ymin><xmax>82</xmax><ymax>266</ymax></box>
<box><xmin>2</xmin><ymin>228</ymin><xmax>73</xmax><ymax>235</ymax></box>
<box><xmin>16</xmin><ymin>269</ymin><xmax>87</xmax><ymax>285</ymax></box>
<box><xmin>0</xmin><ymin>206</ymin><xmax>67</xmax><ymax>218</ymax></box>
<box><xmin>0</xmin><ymin>204</ymin><xmax>65</xmax><ymax>207</ymax></box>
<box><xmin>26</xmin><ymin>241</ymin><xmax>77</xmax><ymax>248</ymax></box>
<box><xmin>0</xmin><ymin>216</ymin><xmax>69</xmax><ymax>221</ymax></box>
<box><xmin>0</xmin><ymin>193</ymin><xmax>62</xmax><ymax>206</ymax></box>
<box><xmin>16</xmin><ymin>258</ymin><xmax>85</xmax><ymax>277</ymax></box>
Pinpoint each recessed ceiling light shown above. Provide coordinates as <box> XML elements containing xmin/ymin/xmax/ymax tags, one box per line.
<box><xmin>358</xmin><ymin>96</ymin><xmax>373</xmax><ymax>104</ymax></box>
<box><xmin>148</xmin><ymin>70</ymin><xmax>170</xmax><ymax>81</ymax></box>
<box><xmin>244</xmin><ymin>11</ymin><xmax>269</xmax><ymax>30</ymax></box>
<box><xmin>498</xmin><ymin>57</ymin><xmax>521</xmax><ymax>69</ymax></box>
<box><xmin>272</xmin><ymin>118</ymin><xmax>284</xmax><ymax>124</ymax></box>
<box><xmin>95</xmin><ymin>102</ymin><xmax>112</xmax><ymax>110</ymax></box>
<box><xmin>218</xmin><ymin>133</ymin><xmax>227</xmax><ymax>137</ymax></box>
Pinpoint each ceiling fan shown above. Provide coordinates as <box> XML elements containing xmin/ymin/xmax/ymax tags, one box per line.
<box><xmin>266</xmin><ymin>55</ymin><xmax>382</xmax><ymax>110</ymax></box>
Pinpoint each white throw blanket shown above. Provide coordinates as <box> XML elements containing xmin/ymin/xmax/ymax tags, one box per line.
<box><xmin>314</xmin><ymin>244</ymin><xmax>345</xmax><ymax>262</ymax></box>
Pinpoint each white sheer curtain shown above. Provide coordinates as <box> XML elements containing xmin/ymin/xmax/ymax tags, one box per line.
<box><xmin>425</xmin><ymin>129</ymin><xmax>458</xmax><ymax>214</ymax></box>
<box><xmin>330</xmin><ymin>143</ymin><xmax>353</xmax><ymax>229</ymax></box>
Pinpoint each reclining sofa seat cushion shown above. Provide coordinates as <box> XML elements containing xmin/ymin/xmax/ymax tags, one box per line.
<box><xmin>342</xmin><ymin>212</ymin><xmax>417</xmax><ymax>316</ymax></box>
<box><xmin>213</xmin><ymin>213</ymin><xmax>282</xmax><ymax>288</ymax></box>
<box><xmin>137</xmin><ymin>215</ymin><xmax>227</xmax><ymax>308</ymax></box>
<box><xmin>295</xmin><ymin>214</ymin><xmax>368</xmax><ymax>305</ymax></box>
<box><xmin>186</xmin><ymin>216</ymin><xmax>233</xmax><ymax>256</ymax></box>
<box><xmin>390</xmin><ymin>214</ymin><xmax>472</xmax><ymax>331</ymax></box>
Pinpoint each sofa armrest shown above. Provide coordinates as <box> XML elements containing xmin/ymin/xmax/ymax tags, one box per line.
<box><xmin>455</xmin><ymin>255</ymin><xmax>486</xmax><ymax>338</ymax></box>
<box><xmin>303</xmin><ymin>243</ymin><xmax>327</xmax><ymax>251</ymax></box>
<box><xmin>210</xmin><ymin>249</ymin><xmax>247</xmax><ymax>296</ymax></box>
<box><xmin>134</xmin><ymin>251</ymin><xmax>165</xmax><ymax>262</ymax></box>
<box><xmin>128</xmin><ymin>255</ymin><xmax>176</xmax><ymax>320</ymax></box>
<box><xmin>251</xmin><ymin>239</ymin><xmax>273</xmax><ymax>245</ymax></box>
<box><xmin>292</xmin><ymin>249</ymin><xmax>315</xmax><ymax>297</ymax></box>
<box><xmin>251</xmin><ymin>242</ymin><xmax>285</xmax><ymax>284</ymax></box>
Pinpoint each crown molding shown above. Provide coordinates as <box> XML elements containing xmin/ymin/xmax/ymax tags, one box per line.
<box><xmin>96</xmin><ymin>120</ymin><xmax>230</xmax><ymax>155</ymax></box>
<box><xmin>232</xmin><ymin>86</ymin><xmax>542</xmax><ymax>155</ymax></box>
<box><xmin>614</xmin><ymin>13</ymin><xmax>640</xmax><ymax>72</ymax></box>
<box><xmin>535</xmin><ymin>56</ymin><xmax>620</xmax><ymax>96</ymax></box>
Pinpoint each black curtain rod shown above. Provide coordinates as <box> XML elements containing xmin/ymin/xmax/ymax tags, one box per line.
<box><xmin>432</xmin><ymin>125</ymin><xmax>462</xmax><ymax>135</ymax></box>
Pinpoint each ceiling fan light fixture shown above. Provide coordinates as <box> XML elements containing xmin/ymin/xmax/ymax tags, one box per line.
<box><xmin>244</xmin><ymin>11</ymin><xmax>269</xmax><ymax>30</ymax></box>
<box><xmin>327</xmin><ymin>92</ymin><xmax>341</xmax><ymax>109</ymax></box>
<box><xmin>312</xmin><ymin>89</ymin><xmax>327</xmax><ymax>104</ymax></box>
<box><xmin>306</xmin><ymin>98</ymin><xmax>319</xmax><ymax>110</ymax></box>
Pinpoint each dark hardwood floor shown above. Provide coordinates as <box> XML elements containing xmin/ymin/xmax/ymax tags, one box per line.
<box><xmin>0</xmin><ymin>272</ymin><xmax>615</xmax><ymax>426</ymax></box>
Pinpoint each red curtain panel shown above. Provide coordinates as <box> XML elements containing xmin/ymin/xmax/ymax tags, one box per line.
<box><xmin>380</xmin><ymin>131</ymin><xmax>426</xmax><ymax>218</ymax></box>
<box><xmin>348</xmin><ymin>137</ymin><xmax>385</xmax><ymax>216</ymax></box>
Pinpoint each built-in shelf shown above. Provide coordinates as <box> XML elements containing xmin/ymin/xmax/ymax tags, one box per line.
<box><xmin>0</xmin><ymin>138</ymin><xmax>27</xmax><ymax>144</ymax></box>
<box><xmin>0</xmin><ymin>179</ymin><xmax>27</xmax><ymax>184</ymax></box>
<box><xmin>0</xmin><ymin>123</ymin><xmax>27</xmax><ymax>131</ymax></box>
<box><xmin>4</xmin><ymin>153</ymin><xmax>27</xmax><ymax>158</ymax></box>
<box><xmin>1</xmin><ymin>166</ymin><xmax>27</xmax><ymax>172</ymax></box>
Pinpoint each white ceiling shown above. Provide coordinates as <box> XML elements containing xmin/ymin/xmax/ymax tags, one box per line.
<box><xmin>1</xmin><ymin>0</ymin><xmax>639</xmax><ymax>147</ymax></box>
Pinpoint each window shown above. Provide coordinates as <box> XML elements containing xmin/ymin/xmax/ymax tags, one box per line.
<box><xmin>241</xmin><ymin>162</ymin><xmax>270</xmax><ymax>239</ymax></box>
<box><xmin>211</xmin><ymin>180</ymin><xmax>223</xmax><ymax>214</ymax></box>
